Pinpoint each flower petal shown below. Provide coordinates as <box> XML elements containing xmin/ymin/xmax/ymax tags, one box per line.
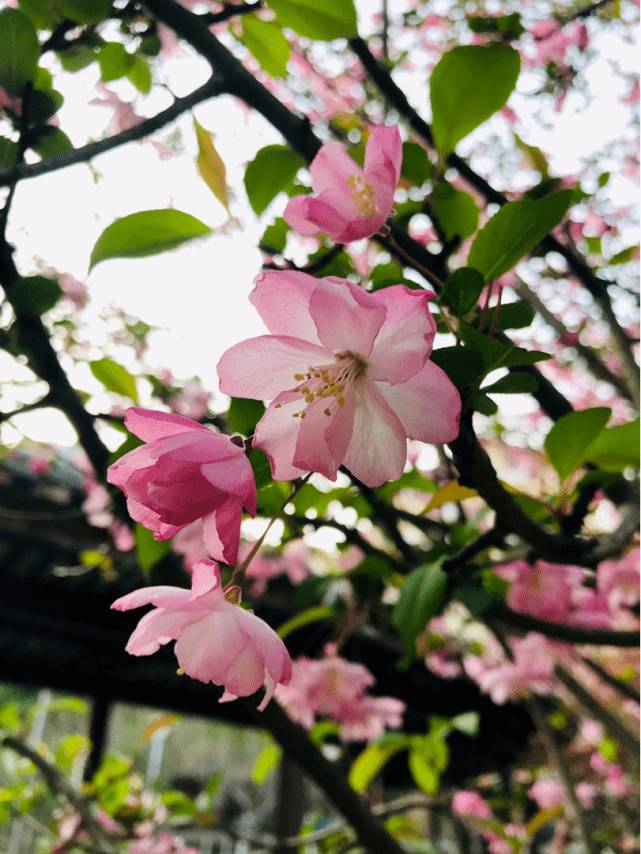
<box><xmin>367</xmin><ymin>286</ymin><xmax>436</xmax><ymax>383</ymax></box>
<box><xmin>201</xmin><ymin>497</ymin><xmax>242</xmax><ymax>565</ymax></box>
<box><xmin>124</xmin><ymin>607</ymin><xmax>198</xmax><ymax>656</ymax></box>
<box><xmin>217</xmin><ymin>335</ymin><xmax>329</xmax><ymax>400</ymax></box>
<box><xmin>201</xmin><ymin>450</ymin><xmax>257</xmax><ymax>516</ymax></box>
<box><xmin>364</xmin><ymin>126</ymin><xmax>403</xmax><ymax>193</ymax></box>
<box><xmin>309</xmin><ymin>278</ymin><xmax>386</xmax><ymax>358</ymax></box>
<box><xmin>310</xmin><ymin>140</ymin><xmax>363</xmax><ymax>195</ymax></box>
<box><xmin>250</xmin><ymin>270</ymin><xmax>320</xmax><ymax>342</ymax></box>
<box><xmin>375</xmin><ymin>359</ymin><xmax>461</xmax><ymax>444</ymax></box>
<box><xmin>124</xmin><ymin>407</ymin><xmax>211</xmax><ymax>442</ymax></box>
<box><xmin>293</xmin><ymin>389</ymin><xmax>355</xmax><ymax>481</ymax></box>
<box><xmin>253</xmin><ymin>391</ymin><xmax>309</xmax><ymax>482</ymax></box>
<box><xmin>189</xmin><ymin>559</ymin><xmax>221</xmax><ymax>599</ymax></box>
<box><xmin>342</xmin><ymin>383</ymin><xmax>407</xmax><ymax>486</ymax></box>
<box><xmin>112</xmin><ymin>586</ymin><xmax>192</xmax><ymax>612</ymax></box>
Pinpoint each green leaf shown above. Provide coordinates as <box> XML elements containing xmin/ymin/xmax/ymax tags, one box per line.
<box><xmin>451</xmin><ymin>711</ymin><xmax>479</xmax><ymax>736</ymax></box>
<box><xmin>89</xmin><ymin>357</ymin><xmax>139</xmax><ymax>402</ymax></box>
<box><xmin>227</xmin><ymin>397</ymin><xmax>265</xmax><ymax>436</ymax></box>
<box><xmin>467</xmin><ymin>12</ymin><xmax>525</xmax><ymax>39</ymax></box>
<box><xmin>266</xmin><ymin>0</ymin><xmax>357</xmax><ymax>40</ymax></box>
<box><xmin>400</xmin><ymin>142</ymin><xmax>432</xmax><ymax>186</ymax></box>
<box><xmin>252</xmin><ymin>745</ymin><xmax>281</xmax><ymax>783</ymax></box>
<box><xmin>431</xmin><ymin>182</ymin><xmax>479</xmax><ymax>240</ymax></box>
<box><xmin>32</xmin><ymin>126</ymin><xmax>74</xmax><ymax>158</ymax></box>
<box><xmin>194</xmin><ymin>117</ymin><xmax>229</xmax><ymax>210</ymax></box>
<box><xmin>9</xmin><ymin>275</ymin><xmax>62</xmax><ymax>315</ymax></box>
<box><xmin>430</xmin><ymin>44</ymin><xmax>520</xmax><ymax>157</ymax></box>
<box><xmin>473</xmin><ymin>393</ymin><xmax>498</xmax><ymax>415</ymax></box>
<box><xmin>98</xmin><ymin>42</ymin><xmax>134</xmax><ymax>82</ymax></box>
<box><xmin>467</xmin><ymin>190</ymin><xmax>573</xmax><ymax>282</ymax></box>
<box><xmin>135</xmin><ymin>524</ymin><xmax>171</xmax><ymax>571</ymax></box>
<box><xmin>513</xmin><ymin>132</ymin><xmax>549</xmax><ymax>179</ymax></box>
<box><xmin>607</xmin><ymin>245</ymin><xmax>639</xmax><ymax>266</ymax></box>
<box><xmin>453</xmin><ymin>584</ymin><xmax>494</xmax><ymax>616</ymax></box>
<box><xmin>127</xmin><ymin>54</ymin><xmax>152</xmax><ymax>94</ymax></box>
<box><xmin>483</xmin><ymin>301</ymin><xmax>535</xmax><ymax>331</ymax></box>
<box><xmin>460</xmin><ymin>322</ymin><xmax>549</xmax><ymax>375</ymax></box>
<box><xmin>544</xmin><ymin>407</ymin><xmax>611</xmax><ymax>482</ymax></box>
<box><xmin>0</xmin><ymin>8</ymin><xmax>40</xmax><ymax>97</ymax></box>
<box><xmin>580</xmin><ymin>418</ymin><xmax>640</xmax><ymax>472</ymax></box>
<box><xmin>408</xmin><ymin>749</ymin><xmax>441</xmax><ymax>796</ymax></box>
<box><xmin>29</xmin><ymin>87</ymin><xmax>64</xmax><ymax>123</ymax></box>
<box><xmin>248</xmin><ymin>447</ymin><xmax>273</xmax><ymax>490</ymax></box>
<box><xmin>277</xmin><ymin>605</ymin><xmax>337</xmax><ymax>639</ymax></box>
<box><xmin>439</xmin><ymin>267</ymin><xmax>485</xmax><ymax>317</ymax></box>
<box><xmin>57</xmin><ymin>0</ymin><xmax>111</xmax><ymax>25</ymax></box>
<box><xmin>429</xmin><ymin>345</ymin><xmax>484</xmax><ymax>389</ymax></box>
<box><xmin>349</xmin><ymin>736</ymin><xmax>411</xmax><ymax>792</ymax></box>
<box><xmin>393</xmin><ymin>564</ymin><xmax>448</xmax><ymax>666</ymax></box>
<box><xmin>89</xmin><ymin>209</ymin><xmax>211</xmax><ymax>270</ymax></box>
<box><xmin>0</xmin><ymin>137</ymin><xmax>18</xmax><ymax>168</ymax></box>
<box><xmin>57</xmin><ymin>45</ymin><xmax>96</xmax><ymax>73</ymax></box>
<box><xmin>260</xmin><ymin>217</ymin><xmax>289</xmax><ymax>254</ymax></box>
<box><xmin>245</xmin><ymin>145</ymin><xmax>305</xmax><ymax>215</ymax></box>
<box><xmin>482</xmin><ymin>372</ymin><xmax>539</xmax><ymax>395</ymax></box>
<box><xmin>241</xmin><ymin>15</ymin><xmax>290</xmax><ymax>78</ymax></box>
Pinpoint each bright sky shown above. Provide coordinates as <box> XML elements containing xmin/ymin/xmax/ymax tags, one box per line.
<box><xmin>2</xmin><ymin>4</ymin><xmax>638</xmax><ymax>448</ymax></box>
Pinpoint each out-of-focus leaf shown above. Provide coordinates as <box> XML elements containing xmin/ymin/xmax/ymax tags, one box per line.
<box><xmin>89</xmin><ymin>210</ymin><xmax>211</xmax><ymax>270</ymax></box>
<box><xmin>58</xmin><ymin>45</ymin><xmax>96</xmax><ymax>72</ymax></box>
<box><xmin>513</xmin><ymin>132</ymin><xmax>549</xmax><ymax>179</ymax></box>
<box><xmin>32</xmin><ymin>126</ymin><xmax>74</xmax><ymax>158</ymax></box>
<box><xmin>277</xmin><ymin>606</ymin><xmax>337</xmax><ymax>639</ymax></box>
<box><xmin>194</xmin><ymin>117</ymin><xmax>229</xmax><ymax>210</ymax></box>
<box><xmin>89</xmin><ymin>357</ymin><xmax>138</xmax><ymax>402</ymax></box>
<box><xmin>580</xmin><ymin>418</ymin><xmax>640</xmax><ymax>472</ymax></box>
<box><xmin>240</xmin><ymin>15</ymin><xmax>290</xmax><ymax>78</ymax></box>
<box><xmin>58</xmin><ymin>0</ymin><xmax>111</xmax><ymax>25</ymax></box>
<box><xmin>607</xmin><ymin>245</ymin><xmax>639</xmax><ymax>265</ymax></box>
<box><xmin>393</xmin><ymin>564</ymin><xmax>448</xmax><ymax>667</ymax></box>
<box><xmin>544</xmin><ymin>407</ymin><xmax>611</xmax><ymax>482</ymax></box>
<box><xmin>349</xmin><ymin>735</ymin><xmax>411</xmax><ymax>792</ymax></box>
<box><xmin>140</xmin><ymin>713</ymin><xmax>179</xmax><ymax>742</ymax></box>
<box><xmin>260</xmin><ymin>217</ymin><xmax>289</xmax><ymax>254</ymax></box>
<box><xmin>97</xmin><ymin>42</ymin><xmax>134</xmax><ymax>82</ymax></box>
<box><xmin>252</xmin><ymin>744</ymin><xmax>281</xmax><ymax>783</ymax></box>
<box><xmin>249</xmin><ymin>447</ymin><xmax>273</xmax><ymax>490</ymax></box>
<box><xmin>431</xmin><ymin>182</ymin><xmax>479</xmax><ymax>240</ymax></box>
<box><xmin>526</xmin><ymin>806</ymin><xmax>564</xmax><ymax>837</ymax></box>
<box><xmin>482</xmin><ymin>372</ymin><xmax>539</xmax><ymax>395</ymax></box>
<box><xmin>0</xmin><ymin>8</ymin><xmax>40</xmax><ymax>97</ymax></box>
<box><xmin>244</xmin><ymin>145</ymin><xmax>305</xmax><ymax>215</ymax></box>
<box><xmin>453</xmin><ymin>584</ymin><xmax>494</xmax><ymax>616</ymax></box>
<box><xmin>430</xmin><ymin>44</ymin><xmax>520</xmax><ymax>156</ymax></box>
<box><xmin>266</xmin><ymin>0</ymin><xmax>358</xmax><ymax>41</ymax></box>
<box><xmin>422</xmin><ymin>481</ymin><xmax>478</xmax><ymax>512</ymax></box>
<box><xmin>0</xmin><ymin>137</ymin><xmax>18</xmax><ymax>167</ymax></box>
<box><xmin>227</xmin><ymin>397</ymin><xmax>265</xmax><ymax>436</ymax></box>
<box><xmin>9</xmin><ymin>275</ymin><xmax>62</xmax><ymax>315</ymax></box>
<box><xmin>135</xmin><ymin>523</ymin><xmax>171</xmax><ymax>571</ymax></box>
<box><xmin>439</xmin><ymin>267</ymin><xmax>485</xmax><ymax>317</ymax></box>
<box><xmin>467</xmin><ymin>190</ymin><xmax>573</xmax><ymax>282</ymax></box>
<box><xmin>400</xmin><ymin>141</ymin><xmax>432</xmax><ymax>186</ymax></box>
<box><xmin>127</xmin><ymin>54</ymin><xmax>152</xmax><ymax>94</ymax></box>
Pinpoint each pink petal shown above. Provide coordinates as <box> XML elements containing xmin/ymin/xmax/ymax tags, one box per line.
<box><xmin>189</xmin><ymin>559</ymin><xmax>221</xmax><ymax>599</ymax></box>
<box><xmin>216</xmin><ymin>637</ymin><xmax>266</xmax><ymax>697</ymax></box>
<box><xmin>283</xmin><ymin>196</ymin><xmax>328</xmax><ymax>237</ymax></box>
<box><xmin>174</xmin><ymin>611</ymin><xmax>244</xmax><ymax>682</ymax></box>
<box><xmin>253</xmin><ymin>391</ymin><xmax>309</xmax><ymax>482</ymax></box>
<box><xmin>364</xmin><ymin>126</ymin><xmax>403</xmax><ymax>193</ymax></box>
<box><xmin>124</xmin><ymin>607</ymin><xmax>199</xmax><ymax>656</ymax></box>
<box><xmin>112</xmin><ymin>585</ymin><xmax>192</xmax><ymax>612</ymax></box>
<box><xmin>376</xmin><ymin>360</ymin><xmax>461</xmax><ymax>444</ymax></box>
<box><xmin>309</xmin><ymin>279</ymin><xmax>386</xmax><ymax>358</ymax></box>
<box><xmin>217</xmin><ymin>335</ymin><xmax>330</xmax><ymax>400</ymax></box>
<box><xmin>293</xmin><ymin>389</ymin><xmax>355</xmax><ymax>481</ymax></box>
<box><xmin>124</xmin><ymin>407</ymin><xmax>210</xmax><ymax>442</ymax></box>
<box><xmin>367</xmin><ymin>286</ymin><xmax>435</xmax><ymax>383</ymax></box>
<box><xmin>292</xmin><ymin>192</ymin><xmax>353</xmax><ymax>240</ymax></box>
<box><xmin>201</xmin><ymin>450</ymin><xmax>257</xmax><ymax>515</ymax></box>
<box><xmin>201</xmin><ymin>497</ymin><xmax>243</xmax><ymax>565</ymax></box>
<box><xmin>310</xmin><ymin>140</ymin><xmax>363</xmax><ymax>194</ymax></box>
<box><xmin>250</xmin><ymin>271</ymin><xmax>320</xmax><ymax>342</ymax></box>
<box><xmin>342</xmin><ymin>384</ymin><xmax>407</xmax><ymax>486</ymax></box>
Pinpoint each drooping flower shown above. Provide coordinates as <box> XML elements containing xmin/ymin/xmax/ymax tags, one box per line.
<box><xmin>112</xmin><ymin>559</ymin><xmax>291</xmax><ymax>710</ymax></box>
<box><xmin>284</xmin><ymin>126</ymin><xmax>402</xmax><ymax>243</ymax></box>
<box><xmin>107</xmin><ymin>408</ymin><xmax>256</xmax><ymax>566</ymax></box>
<box><xmin>217</xmin><ymin>271</ymin><xmax>460</xmax><ymax>487</ymax></box>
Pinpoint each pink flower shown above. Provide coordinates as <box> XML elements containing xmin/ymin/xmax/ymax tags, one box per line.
<box><xmin>598</xmin><ymin>548</ymin><xmax>640</xmax><ymax>611</ymax></box>
<box><xmin>494</xmin><ymin>559</ymin><xmax>584</xmax><ymax>623</ymax></box>
<box><xmin>451</xmin><ymin>790</ymin><xmax>492</xmax><ymax>818</ymax></box>
<box><xmin>217</xmin><ymin>271</ymin><xmax>460</xmax><ymax>487</ymax></box>
<box><xmin>284</xmin><ymin>126</ymin><xmax>402</xmax><ymax>243</ymax></box>
<box><xmin>112</xmin><ymin>559</ymin><xmax>291</xmax><ymax>710</ymax></box>
<box><xmin>107</xmin><ymin>408</ymin><xmax>256</xmax><ymax>565</ymax></box>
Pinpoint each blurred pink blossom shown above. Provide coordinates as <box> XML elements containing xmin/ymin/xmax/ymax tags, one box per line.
<box><xmin>168</xmin><ymin>379</ymin><xmax>212</xmax><ymax>421</ymax></box>
<box><xmin>451</xmin><ymin>789</ymin><xmax>492</xmax><ymax>818</ymax></box>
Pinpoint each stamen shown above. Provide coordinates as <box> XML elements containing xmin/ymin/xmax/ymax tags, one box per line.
<box><xmin>289</xmin><ymin>352</ymin><xmax>366</xmax><ymax>421</ymax></box>
<box><xmin>347</xmin><ymin>173</ymin><xmax>377</xmax><ymax>218</ymax></box>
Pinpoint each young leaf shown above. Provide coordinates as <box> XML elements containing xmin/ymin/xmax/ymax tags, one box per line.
<box><xmin>135</xmin><ymin>524</ymin><xmax>171</xmax><ymax>571</ymax></box>
<box><xmin>349</xmin><ymin>736</ymin><xmax>411</xmax><ymax>793</ymax></box>
<box><xmin>9</xmin><ymin>275</ymin><xmax>62</xmax><ymax>315</ymax></box>
<box><xmin>241</xmin><ymin>15</ymin><xmax>290</xmax><ymax>78</ymax></box>
<box><xmin>422</xmin><ymin>481</ymin><xmax>478</xmax><ymax>512</ymax></box>
<box><xmin>194</xmin><ymin>117</ymin><xmax>229</xmax><ymax>210</ymax></box>
<box><xmin>252</xmin><ymin>744</ymin><xmax>281</xmax><ymax>783</ymax></box>
<box><xmin>430</xmin><ymin>182</ymin><xmax>479</xmax><ymax>240</ymax></box>
<box><xmin>89</xmin><ymin>357</ymin><xmax>139</xmax><ymax>402</ymax></box>
<box><xmin>460</xmin><ymin>323</ymin><xmax>549</xmax><ymax>376</ymax></box>
<box><xmin>439</xmin><ymin>267</ymin><xmax>485</xmax><ymax>317</ymax></box>
<box><xmin>89</xmin><ymin>210</ymin><xmax>211</xmax><ymax>270</ymax></box>
<box><xmin>393</xmin><ymin>564</ymin><xmax>448</xmax><ymax>666</ymax></box>
<box><xmin>467</xmin><ymin>190</ymin><xmax>573</xmax><ymax>282</ymax></box>
<box><xmin>244</xmin><ymin>145</ymin><xmax>305</xmax><ymax>215</ymax></box>
<box><xmin>127</xmin><ymin>54</ymin><xmax>152</xmax><ymax>94</ymax></box>
<box><xmin>430</xmin><ymin>44</ymin><xmax>520</xmax><ymax>157</ymax></box>
<box><xmin>0</xmin><ymin>8</ymin><xmax>40</xmax><ymax>97</ymax></box>
<box><xmin>580</xmin><ymin>418</ymin><xmax>640</xmax><ymax>472</ymax></box>
<box><xmin>266</xmin><ymin>0</ymin><xmax>358</xmax><ymax>41</ymax></box>
<box><xmin>544</xmin><ymin>407</ymin><xmax>611</xmax><ymax>482</ymax></box>
<box><xmin>97</xmin><ymin>43</ymin><xmax>134</xmax><ymax>83</ymax></box>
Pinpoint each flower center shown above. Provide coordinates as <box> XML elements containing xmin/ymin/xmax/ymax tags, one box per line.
<box><xmin>347</xmin><ymin>174</ymin><xmax>377</xmax><ymax>218</ymax></box>
<box><xmin>283</xmin><ymin>351</ymin><xmax>367</xmax><ymax>420</ymax></box>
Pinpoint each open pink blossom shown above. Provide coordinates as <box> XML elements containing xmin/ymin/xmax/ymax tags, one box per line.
<box><xmin>217</xmin><ymin>271</ymin><xmax>460</xmax><ymax>487</ymax></box>
<box><xmin>107</xmin><ymin>408</ymin><xmax>256</xmax><ymax>566</ymax></box>
<box><xmin>284</xmin><ymin>126</ymin><xmax>402</xmax><ymax>243</ymax></box>
<box><xmin>112</xmin><ymin>560</ymin><xmax>291</xmax><ymax>710</ymax></box>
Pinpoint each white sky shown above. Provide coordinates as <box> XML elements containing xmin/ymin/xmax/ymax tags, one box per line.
<box><xmin>2</xmin><ymin>5</ymin><xmax>638</xmax><ymax>448</ymax></box>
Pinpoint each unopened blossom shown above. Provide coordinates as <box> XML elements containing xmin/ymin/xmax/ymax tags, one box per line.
<box><xmin>112</xmin><ymin>559</ymin><xmax>291</xmax><ymax>710</ymax></box>
<box><xmin>284</xmin><ymin>125</ymin><xmax>402</xmax><ymax>243</ymax></box>
<box><xmin>107</xmin><ymin>408</ymin><xmax>256</xmax><ymax>565</ymax></box>
<box><xmin>217</xmin><ymin>271</ymin><xmax>460</xmax><ymax>487</ymax></box>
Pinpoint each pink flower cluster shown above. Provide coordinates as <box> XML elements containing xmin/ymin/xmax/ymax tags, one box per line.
<box><xmin>275</xmin><ymin>644</ymin><xmax>405</xmax><ymax>741</ymax></box>
<box><xmin>452</xmin><ymin>790</ymin><xmax>527</xmax><ymax>854</ymax></box>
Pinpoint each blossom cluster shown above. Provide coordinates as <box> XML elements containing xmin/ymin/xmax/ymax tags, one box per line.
<box><xmin>108</xmin><ymin>127</ymin><xmax>462</xmax><ymax>712</ymax></box>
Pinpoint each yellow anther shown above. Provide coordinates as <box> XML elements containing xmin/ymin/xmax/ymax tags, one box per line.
<box><xmin>337</xmin><ymin>396</ymin><xmax>345</xmax><ymax>406</ymax></box>
<box><xmin>294</xmin><ymin>373</ymin><xmax>305</xmax><ymax>381</ymax></box>
<box><xmin>324</xmin><ymin>408</ymin><xmax>331</xmax><ymax>416</ymax></box>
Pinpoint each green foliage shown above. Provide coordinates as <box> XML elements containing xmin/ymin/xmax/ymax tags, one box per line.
<box><xmin>32</xmin><ymin>126</ymin><xmax>74</xmax><ymax>158</ymax></box>
<box><xmin>244</xmin><ymin>145</ymin><xmax>305</xmax><ymax>215</ymax></box>
<box><xmin>483</xmin><ymin>301</ymin><xmax>535</xmax><ymax>331</ymax></box>
<box><xmin>89</xmin><ymin>357</ymin><xmax>139</xmax><ymax>402</ymax></box>
<box><xmin>460</xmin><ymin>322</ymin><xmax>550</xmax><ymax>377</ymax></box>
<box><xmin>9</xmin><ymin>275</ymin><xmax>62</xmax><ymax>315</ymax></box>
<box><xmin>400</xmin><ymin>141</ymin><xmax>432</xmax><ymax>185</ymax></box>
<box><xmin>57</xmin><ymin>0</ymin><xmax>111</xmax><ymax>25</ymax></box>
<box><xmin>265</xmin><ymin>0</ymin><xmax>358</xmax><ymax>41</ymax></box>
<box><xmin>430</xmin><ymin>345</ymin><xmax>484</xmax><ymax>389</ymax></box>
<box><xmin>430</xmin><ymin>182</ymin><xmax>479</xmax><ymax>240</ymax></box>
<box><xmin>277</xmin><ymin>605</ymin><xmax>337</xmax><ymax>639</ymax></box>
<box><xmin>453</xmin><ymin>584</ymin><xmax>494</xmax><ymax>615</ymax></box>
<box><xmin>252</xmin><ymin>744</ymin><xmax>281</xmax><ymax>783</ymax></box>
<box><xmin>0</xmin><ymin>137</ymin><xmax>18</xmax><ymax>167</ymax></box>
<box><xmin>89</xmin><ymin>210</ymin><xmax>212</xmax><ymax>270</ymax></box>
<box><xmin>57</xmin><ymin>45</ymin><xmax>97</xmax><ymax>73</ymax></box>
<box><xmin>430</xmin><ymin>44</ymin><xmax>521</xmax><ymax>157</ymax></box>
<box><xmin>581</xmin><ymin>418</ymin><xmax>640</xmax><ymax>472</ymax></box>
<box><xmin>194</xmin><ymin>117</ymin><xmax>229</xmax><ymax>210</ymax></box>
<box><xmin>482</xmin><ymin>372</ymin><xmax>539</xmax><ymax>395</ymax></box>
<box><xmin>467</xmin><ymin>190</ymin><xmax>573</xmax><ymax>281</ymax></box>
<box><xmin>0</xmin><ymin>8</ymin><xmax>40</xmax><ymax>97</ymax></box>
<box><xmin>544</xmin><ymin>407</ymin><xmax>612</xmax><ymax>481</ymax></box>
<box><xmin>127</xmin><ymin>54</ymin><xmax>152</xmax><ymax>94</ymax></box>
<box><xmin>260</xmin><ymin>217</ymin><xmax>289</xmax><ymax>254</ymax></box>
<box><xmin>227</xmin><ymin>397</ymin><xmax>265</xmax><ymax>436</ymax></box>
<box><xmin>135</xmin><ymin>524</ymin><xmax>172</xmax><ymax>571</ymax></box>
<box><xmin>393</xmin><ymin>563</ymin><xmax>448</xmax><ymax>667</ymax></box>
<box><xmin>241</xmin><ymin>15</ymin><xmax>290</xmax><ymax>78</ymax></box>
<box><xmin>349</xmin><ymin>733</ymin><xmax>411</xmax><ymax>792</ymax></box>
<box><xmin>98</xmin><ymin>42</ymin><xmax>134</xmax><ymax>82</ymax></box>
<box><xmin>248</xmin><ymin>447</ymin><xmax>273</xmax><ymax>490</ymax></box>
<box><xmin>408</xmin><ymin>714</ymin><xmax>478</xmax><ymax>795</ymax></box>
<box><xmin>467</xmin><ymin>12</ymin><xmax>525</xmax><ymax>39</ymax></box>
<box><xmin>439</xmin><ymin>267</ymin><xmax>485</xmax><ymax>317</ymax></box>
